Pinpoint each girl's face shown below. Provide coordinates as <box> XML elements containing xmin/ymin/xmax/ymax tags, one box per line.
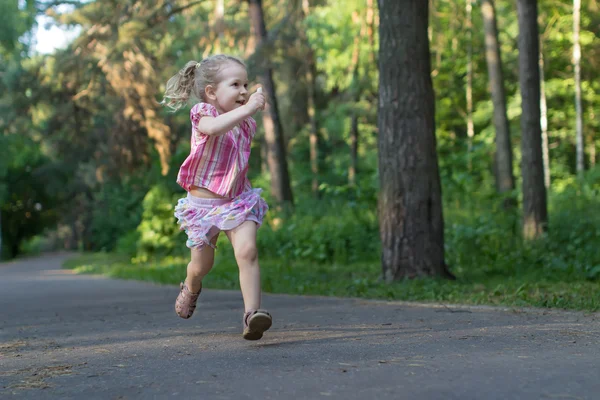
<box><xmin>208</xmin><ymin>62</ymin><xmax>249</xmax><ymax>114</ymax></box>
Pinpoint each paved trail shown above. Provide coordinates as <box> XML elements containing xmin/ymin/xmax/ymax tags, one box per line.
<box><xmin>1</xmin><ymin>253</ymin><xmax>599</xmax><ymax>399</ymax></box>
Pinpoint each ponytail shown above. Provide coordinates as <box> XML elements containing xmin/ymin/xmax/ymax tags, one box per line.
<box><xmin>161</xmin><ymin>61</ymin><xmax>199</xmax><ymax>111</ymax></box>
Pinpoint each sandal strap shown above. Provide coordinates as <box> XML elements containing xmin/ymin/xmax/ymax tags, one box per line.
<box><xmin>244</xmin><ymin>309</ymin><xmax>271</xmax><ymax>326</ymax></box>
<box><xmin>176</xmin><ymin>282</ymin><xmax>201</xmax><ymax>318</ymax></box>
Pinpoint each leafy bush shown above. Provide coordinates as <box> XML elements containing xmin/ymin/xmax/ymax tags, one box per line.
<box><xmin>256</xmin><ymin>191</ymin><xmax>379</xmax><ymax>264</ymax></box>
<box><xmin>133</xmin><ymin>183</ymin><xmax>186</xmax><ymax>262</ymax></box>
<box><xmin>445</xmin><ymin>168</ymin><xmax>600</xmax><ymax>282</ymax></box>
<box><xmin>90</xmin><ymin>180</ymin><xmax>145</xmax><ymax>252</ymax></box>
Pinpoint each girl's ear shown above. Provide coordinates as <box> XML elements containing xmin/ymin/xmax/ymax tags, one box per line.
<box><xmin>205</xmin><ymin>85</ymin><xmax>217</xmax><ymax>101</ymax></box>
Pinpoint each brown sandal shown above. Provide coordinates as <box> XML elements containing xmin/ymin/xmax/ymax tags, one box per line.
<box><xmin>243</xmin><ymin>309</ymin><xmax>272</xmax><ymax>340</ymax></box>
<box><xmin>175</xmin><ymin>282</ymin><xmax>201</xmax><ymax>319</ymax></box>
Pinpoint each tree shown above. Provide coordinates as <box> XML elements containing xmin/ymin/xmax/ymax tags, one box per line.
<box><xmin>517</xmin><ymin>0</ymin><xmax>548</xmax><ymax>239</ymax></box>
<box><xmin>348</xmin><ymin>9</ymin><xmax>364</xmax><ymax>187</ymax></box>
<box><xmin>248</xmin><ymin>0</ymin><xmax>294</xmax><ymax>206</ymax></box>
<box><xmin>377</xmin><ymin>0</ymin><xmax>453</xmax><ymax>281</ymax></box>
<box><xmin>480</xmin><ymin>0</ymin><xmax>515</xmax><ymax>198</ymax></box>
<box><xmin>466</xmin><ymin>0</ymin><xmax>474</xmax><ymax>163</ymax></box>
<box><xmin>573</xmin><ymin>0</ymin><xmax>584</xmax><ymax>175</ymax></box>
<box><xmin>300</xmin><ymin>0</ymin><xmax>320</xmax><ymax>197</ymax></box>
<box><xmin>539</xmin><ymin>41</ymin><xmax>550</xmax><ymax>188</ymax></box>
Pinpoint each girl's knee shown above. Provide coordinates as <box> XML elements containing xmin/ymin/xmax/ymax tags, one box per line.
<box><xmin>187</xmin><ymin>260</ymin><xmax>202</xmax><ymax>274</ymax></box>
<box><xmin>235</xmin><ymin>243</ymin><xmax>258</xmax><ymax>264</ymax></box>
<box><xmin>187</xmin><ymin>258</ymin><xmax>213</xmax><ymax>275</ymax></box>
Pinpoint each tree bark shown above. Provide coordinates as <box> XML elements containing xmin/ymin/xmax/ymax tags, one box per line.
<box><xmin>517</xmin><ymin>0</ymin><xmax>548</xmax><ymax>239</ymax></box>
<box><xmin>573</xmin><ymin>0</ymin><xmax>584</xmax><ymax>175</ymax></box>
<box><xmin>539</xmin><ymin>44</ymin><xmax>550</xmax><ymax>189</ymax></box>
<box><xmin>348</xmin><ymin>10</ymin><xmax>364</xmax><ymax>187</ymax></box>
<box><xmin>302</xmin><ymin>0</ymin><xmax>320</xmax><ymax>197</ymax></box>
<box><xmin>466</xmin><ymin>0</ymin><xmax>474</xmax><ymax>167</ymax></box>
<box><xmin>248</xmin><ymin>0</ymin><xmax>294</xmax><ymax>205</ymax></box>
<box><xmin>214</xmin><ymin>0</ymin><xmax>225</xmax><ymax>38</ymax></box>
<box><xmin>349</xmin><ymin>113</ymin><xmax>358</xmax><ymax>186</ymax></box>
<box><xmin>307</xmin><ymin>51</ymin><xmax>319</xmax><ymax>197</ymax></box>
<box><xmin>366</xmin><ymin>0</ymin><xmax>377</xmax><ymax>66</ymax></box>
<box><xmin>377</xmin><ymin>0</ymin><xmax>453</xmax><ymax>281</ymax></box>
<box><xmin>481</xmin><ymin>0</ymin><xmax>515</xmax><ymax>195</ymax></box>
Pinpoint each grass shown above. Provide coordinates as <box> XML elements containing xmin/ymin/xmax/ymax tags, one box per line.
<box><xmin>63</xmin><ymin>247</ymin><xmax>600</xmax><ymax>312</ymax></box>
<box><xmin>63</xmin><ymin>171</ymin><xmax>600</xmax><ymax>312</ymax></box>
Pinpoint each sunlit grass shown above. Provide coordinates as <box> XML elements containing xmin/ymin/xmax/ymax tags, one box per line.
<box><xmin>64</xmin><ymin>249</ymin><xmax>600</xmax><ymax>312</ymax></box>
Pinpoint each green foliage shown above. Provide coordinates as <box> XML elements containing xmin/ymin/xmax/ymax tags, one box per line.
<box><xmin>0</xmin><ymin>0</ymin><xmax>35</xmax><ymax>54</ymax></box>
<box><xmin>5</xmin><ymin>0</ymin><xmax>600</xmax><ymax>312</ymax></box>
<box><xmin>133</xmin><ymin>184</ymin><xmax>186</xmax><ymax>262</ymax></box>
<box><xmin>258</xmin><ymin>194</ymin><xmax>379</xmax><ymax>264</ymax></box>
<box><xmin>89</xmin><ymin>180</ymin><xmax>145</xmax><ymax>252</ymax></box>
<box><xmin>65</xmin><ymin>169</ymin><xmax>600</xmax><ymax>311</ymax></box>
<box><xmin>64</xmin><ymin>172</ymin><xmax>600</xmax><ymax>311</ymax></box>
<box><xmin>0</xmin><ymin>134</ymin><xmax>60</xmax><ymax>259</ymax></box>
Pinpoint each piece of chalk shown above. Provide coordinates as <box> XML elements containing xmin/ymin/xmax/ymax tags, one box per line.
<box><xmin>257</xmin><ymin>87</ymin><xmax>262</xmax><ymax>93</ymax></box>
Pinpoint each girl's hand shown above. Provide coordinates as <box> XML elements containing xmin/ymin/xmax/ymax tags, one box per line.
<box><xmin>246</xmin><ymin>87</ymin><xmax>266</xmax><ymax>114</ymax></box>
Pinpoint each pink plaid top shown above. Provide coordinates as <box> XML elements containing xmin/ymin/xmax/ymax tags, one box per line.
<box><xmin>176</xmin><ymin>103</ymin><xmax>257</xmax><ymax>198</ymax></box>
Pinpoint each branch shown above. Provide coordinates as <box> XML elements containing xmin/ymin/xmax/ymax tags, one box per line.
<box><xmin>146</xmin><ymin>0</ymin><xmax>205</xmax><ymax>27</ymax></box>
<box><xmin>36</xmin><ymin>0</ymin><xmax>86</xmax><ymax>13</ymax></box>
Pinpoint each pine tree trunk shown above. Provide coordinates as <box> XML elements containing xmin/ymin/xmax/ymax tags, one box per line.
<box><xmin>466</xmin><ymin>0</ymin><xmax>474</xmax><ymax>168</ymax></box>
<box><xmin>573</xmin><ymin>0</ymin><xmax>584</xmax><ymax>175</ymax></box>
<box><xmin>302</xmin><ymin>0</ymin><xmax>320</xmax><ymax>197</ymax></box>
<box><xmin>539</xmin><ymin>45</ymin><xmax>550</xmax><ymax>189</ymax></box>
<box><xmin>481</xmin><ymin>0</ymin><xmax>515</xmax><ymax>196</ymax></box>
<box><xmin>309</xmin><ymin>129</ymin><xmax>319</xmax><ymax>196</ymax></box>
<box><xmin>366</xmin><ymin>0</ymin><xmax>377</xmax><ymax>66</ymax></box>
<box><xmin>377</xmin><ymin>0</ymin><xmax>453</xmax><ymax>281</ymax></box>
<box><xmin>248</xmin><ymin>0</ymin><xmax>294</xmax><ymax>205</ymax></box>
<box><xmin>589</xmin><ymin>137</ymin><xmax>596</xmax><ymax>167</ymax></box>
<box><xmin>307</xmin><ymin>55</ymin><xmax>319</xmax><ymax>197</ymax></box>
<box><xmin>348</xmin><ymin>11</ymin><xmax>363</xmax><ymax>187</ymax></box>
<box><xmin>214</xmin><ymin>0</ymin><xmax>225</xmax><ymax>38</ymax></box>
<box><xmin>517</xmin><ymin>0</ymin><xmax>548</xmax><ymax>239</ymax></box>
<box><xmin>349</xmin><ymin>114</ymin><xmax>359</xmax><ymax>186</ymax></box>
<box><xmin>260</xmin><ymin>136</ymin><xmax>268</xmax><ymax>175</ymax></box>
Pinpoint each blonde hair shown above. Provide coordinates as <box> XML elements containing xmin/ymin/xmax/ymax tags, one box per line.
<box><xmin>161</xmin><ymin>55</ymin><xmax>246</xmax><ymax>111</ymax></box>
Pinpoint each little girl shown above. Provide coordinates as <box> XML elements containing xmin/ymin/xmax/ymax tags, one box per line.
<box><xmin>161</xmin><ymin>55</ymin><xmax>271</xmax><ymax>341</ymax></box>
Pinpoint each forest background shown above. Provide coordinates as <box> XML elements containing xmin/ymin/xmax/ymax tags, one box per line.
<box><xmin>1</xmin><ymin>0</ymin><xmax>598</xmax><ymax>310</ymax></box>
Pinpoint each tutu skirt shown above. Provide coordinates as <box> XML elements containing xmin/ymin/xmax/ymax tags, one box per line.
<box><xmin>174</xmin><ymin>188</ymin><xmax>268</xmax><ymax>250</ymax></box>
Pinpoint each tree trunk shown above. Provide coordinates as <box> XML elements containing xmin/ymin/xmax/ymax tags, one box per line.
<box><xmin>307</xmin><ymin>53</ymin><xmax>319</xmax><ymax>197</ymax></box>
<box><xmin>248</xmin><ymin>0</ymin><xmax>294</xmax><ymax>205</ymax></box>
<box><xmin>348</xmin><ymin>10</ymin><xmax>364</xmax><ymax>187</ymax></box>
<box><xmin>377</xmin><ymin>0</ymin><xmax>453</xmax><ymax>281</ymax></box>
<box><xmin>517</xmin><ymin>0</ymin><xmax>548</xmax><ymax>239</ymax></box>
<box><xmin>539</xmin><ymin>45</ymin><xmax>550</xmax><ymax>189</ymax></box>
<box><xmin>349</xmin><ymin>114</ymin><xmax>358</xmax><ymax>186</ymax></box>
<box><xmin>366</xmin><ymin>0</ymin><xmax>377</xmax><ymax>66</ymax></box>
<box><xmin>589</xmin><ymin>116</ymin><xmax>596</xmax><ymax>167</ymax></box>
<box><xmin>466</xmin><ymin>0</ymin><xmax>474</xmax><ymax>168</ymax></box>
<box><xmin>214</xmin><ymin>0</ymin><xmax>225</xmax><ymax>38</ymax></box>
<box><xmin>260</xmin><ymin>136</ymin><xmax>268</xmax><ymax>175</ymax></box>
<box><xmin>302</xmin><ymin>0</ymin><xmax>320</xmax><ymax>197</ymax></box>
<box><xmin>573</xmin><ymin>0</ymin><xmax>584</xmax><ymax>175</ymax></box>
<box><xmin>481</xmin><ymin>0</ymin><xmax>515</xmax><ymax>195</ymax></box>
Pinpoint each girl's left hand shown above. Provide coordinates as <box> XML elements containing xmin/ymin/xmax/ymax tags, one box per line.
<box><xmin>246</xmin><ymin>88</ymin><xmax>266</xmax><ymax>113</ymax></box>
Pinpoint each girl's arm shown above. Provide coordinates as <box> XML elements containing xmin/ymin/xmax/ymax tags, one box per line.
<box><xmin>198</xmin><ymin>90</ymin><xmax>265</xmax><ymax>136</ymax></box>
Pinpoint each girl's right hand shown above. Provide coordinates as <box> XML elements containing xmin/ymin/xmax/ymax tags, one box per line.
<box><xmin>246</xmin><ymin>88</ymin><xmax>266</xmax><ymax>113</ymax></box>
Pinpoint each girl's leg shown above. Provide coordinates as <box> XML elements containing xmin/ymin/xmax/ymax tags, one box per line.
<box><xmin>224</xmin><ymin>221</ymin><xmax>261</xmax><ymax>311</ymax></box>
<box><xmin>185</xmin><ymin>233</ymin><xmax>220</xmax><ymax>293</ymax></box>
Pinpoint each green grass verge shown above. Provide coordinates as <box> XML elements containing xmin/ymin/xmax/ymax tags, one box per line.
<box><xmin>63</xmin><ymin>251</ymin><xmax>600</xmax><ymax>312</ymax></box>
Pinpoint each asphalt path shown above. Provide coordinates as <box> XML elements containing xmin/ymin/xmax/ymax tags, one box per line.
<box><xmin>1</xmin><ymin>253</ymin><xmax>599</xmax><ymax>399</ymax></box>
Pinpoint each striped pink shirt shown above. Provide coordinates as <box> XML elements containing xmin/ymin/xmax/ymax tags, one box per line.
<box><xmin>177</xmin><ymin>103</ymin><xmax>257</xmax><ymax>198</ymax></box>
